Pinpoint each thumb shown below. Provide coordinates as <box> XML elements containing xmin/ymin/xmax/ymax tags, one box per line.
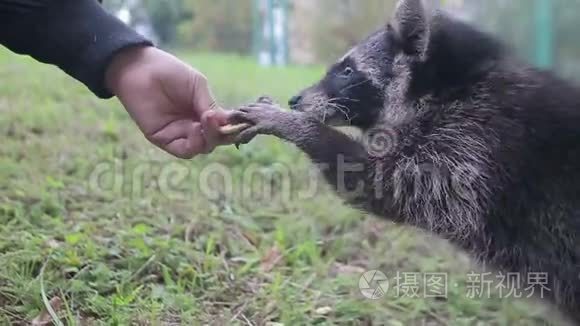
<box><xmin>201</xmin><ymin>109</ymin><xmax>236</xmax><ymax>149</ymax></box>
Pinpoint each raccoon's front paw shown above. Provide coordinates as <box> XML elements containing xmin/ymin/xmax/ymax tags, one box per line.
<box><xmin>229</xmin><ymin>98</ymin><xmax>294</xmax><ymax>146</ymax></box>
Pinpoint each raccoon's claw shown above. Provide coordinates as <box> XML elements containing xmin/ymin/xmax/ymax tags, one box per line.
<box><xmin>229</xmin><ymin>111</ymin><xmax>261</xmax><ymax>148</ymax></box>
<box><xmin>233</xmin><ymin>128</ymin><xmax>259</xmax><ymax>149</ymax></box>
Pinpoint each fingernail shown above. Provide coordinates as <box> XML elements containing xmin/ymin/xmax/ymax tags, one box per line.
<box><xmin>202</xmin><ymin>110</ymin><xmax>215</xmax><ymax>123</ymax></box>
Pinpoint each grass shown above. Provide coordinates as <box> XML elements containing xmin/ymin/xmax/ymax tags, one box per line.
<box><xmin>0</xmin><ymin>48</ymin><xmax>566</xmax><ymax>325</ymax></box>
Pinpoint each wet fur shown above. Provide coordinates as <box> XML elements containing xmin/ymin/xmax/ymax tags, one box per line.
<box><xmin>231</xmin><ymin>0</ymin><xmax>580</xmax><ymax>321</ymax></box>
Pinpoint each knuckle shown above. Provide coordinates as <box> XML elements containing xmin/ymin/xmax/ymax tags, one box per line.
<box><xmin>180</xmin><ymin>152</ymin><xmax>195</xmax><ymax>160</ymax></box>
<box><xmin>193</xmin><ymin>72</ymin><xmax>209</xmax><ymax>88</ymax></box>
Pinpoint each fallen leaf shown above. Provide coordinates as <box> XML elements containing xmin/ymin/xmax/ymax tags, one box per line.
<box><xmin>365</xmin><ymin>220</ymin><xmax>388</xmax><ymax>247</ymax></box>
<box><xmin>331</xmin><ymin>263</ymin><xmax>366</xmax><ymax>276</ymax></box>
<box><xmin>261</xmin><ymin>246</ymin><xmax>283</xmax><ymax>272</ymax></box>
<box><xmin>315</xmin><ymin>306</ymin><xmax>333</xmax><ymax>315</ymax></box>
<box><xmin>184</xmin><ymin>223</ymin><xmax>196</xmax><ymax>243</ymax></box>
<box><xmin>31</xmin><ymin>296</ymin><xmax>63</xmax><ymax>326</ymax></box>
<box><xmin>388</xmin><ymin>320</ymin><xmax>405</xmax><ymax>326</ymax></box>
<box><xmin>45</xmin><ymin>239</ymin><xmax>61</xmax><ymax>250</ymax></box>
<box><xmin>241</xmin><ymin>230</ymin><xmax>260</xmax><ymax>248</ymax></box>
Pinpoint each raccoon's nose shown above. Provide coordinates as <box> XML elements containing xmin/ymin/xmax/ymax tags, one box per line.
<box><xmin>288</xmin><ymin>95</ymin><xmax>303</xmax><ymax>110</ymax></box>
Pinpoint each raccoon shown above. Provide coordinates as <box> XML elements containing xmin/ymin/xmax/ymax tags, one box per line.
<box><xmin>229</xmin><ymin>0</ymin><xmax>580</xmax><ymax>321</ymax></box>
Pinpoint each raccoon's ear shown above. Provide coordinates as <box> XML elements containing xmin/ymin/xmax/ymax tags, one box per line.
<box><xmin>390</xmin><ymin>0</ymin><xmax>430</xmax><ymax>59</ymax></box>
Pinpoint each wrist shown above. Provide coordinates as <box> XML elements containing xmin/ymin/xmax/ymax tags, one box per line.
<box><xmin>105</xmin><ymin>45</ymin><xmax>155</xmax><ymax>97</ymax></box>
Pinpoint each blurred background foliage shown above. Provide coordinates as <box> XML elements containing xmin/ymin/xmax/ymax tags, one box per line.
<box><xmin>187</xmin><ymin>0</ymin><xmax>254</xmax><ymax>54</ymax></box>
<box><xmin>104</xmin><ymin>0</ymin><xmax>580</xmax><ymax>76</ymax></box>
<box><xmin>472</xmin><ymin>0</ymin><xmax>580</xmax><ymax>79</ymax></box>
<box><xmin>103</xmin><ymin>0</ymin><xmax>398</xmax><ymax>63</ymax></box>
<box><xmin>310</xmin><ymin>0</ymin><xmax>397</xmax><ymax>61</ymax></box>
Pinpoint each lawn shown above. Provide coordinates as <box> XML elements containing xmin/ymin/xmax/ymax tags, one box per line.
<box><xmin>0</xmin><ymin>48</ymin><xmax>564</xmax><ymax>325</ymax></box>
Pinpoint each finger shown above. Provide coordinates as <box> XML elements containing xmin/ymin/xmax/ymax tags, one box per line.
<box><xmin>206</xmin><ymin>107</ymin><xmax>231</xmax><ymax>125</ymax></box>
<box><xmin>148</xmin><ymin>120</ymin><xmax>207</xmax><ymax>159</ymax></box>
<box><xmin>165</xmin><ymin>138</ymin><xmax>202</xmax><ymax>159</ymax></box>
<box><xmin>228</xmin><ymin>111</ymin><xmax>252</xmax><ymax>125</ymax></box>
<box><xmin>201</xmin><ymin>110</ymin><xmax>237</xmax><ymax>149</ymax></box>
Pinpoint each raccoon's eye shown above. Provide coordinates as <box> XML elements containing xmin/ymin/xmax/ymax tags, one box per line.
<box><xmin>341</xmin><ymin>66</ymin><xmax>354</xmax><ymax>78</ymax></box>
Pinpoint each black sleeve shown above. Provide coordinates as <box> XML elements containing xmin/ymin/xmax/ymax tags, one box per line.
<box><xmin>0</xmin><ymin>0</ymin><xmax>154</xmax><ymax>98</ymax></box>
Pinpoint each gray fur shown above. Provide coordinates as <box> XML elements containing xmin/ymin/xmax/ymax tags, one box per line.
<box><xmin>230</xmin><ymin>0</ymin><xmax>580</xmax><ymax>323</ymax></box>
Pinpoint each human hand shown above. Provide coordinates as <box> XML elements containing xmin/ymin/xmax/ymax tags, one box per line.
<box><xmin>105</xmin><ymin>46</ymin><xmax>232</xmax><ymax>159</ymax></box>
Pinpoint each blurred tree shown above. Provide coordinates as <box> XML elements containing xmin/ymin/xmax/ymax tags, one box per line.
<box><xmin>469</xmin><ymin>0</ymin><xmax>534</xmax><ymax>61</ymax></box>
<box><xmin>310</xmin><ymin>0</ymin><xmax>397</xmax><ymax>63</ymax></box>
<box><xmin>103</xmin><ymin>0</ymin><xmax>191</xmax><ymax>45</ymax></box>
<box><xmin>187</xmin><ymin>0</ymin><xmax>253</xmax><ymax>54</ymax></box>
<box><xmin>143</xmin><ymin>0</ymin><xmax>192</xmax><ymax>44</ymax></box>
<box><xmin>552</xmin><ymin>0</ymin><xmax>580</xmax><ymax>78</ymax></box>
<box><xmin>467</xmin><ymin>0</ymin><xmax>580</xmax><ymax>80</ymax></box>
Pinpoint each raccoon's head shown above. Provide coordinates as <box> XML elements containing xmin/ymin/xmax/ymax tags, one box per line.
<box><xmin>289</xmin><ymin>0</ymin><xmax>501</xmax><ymax>130</ymax></box>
